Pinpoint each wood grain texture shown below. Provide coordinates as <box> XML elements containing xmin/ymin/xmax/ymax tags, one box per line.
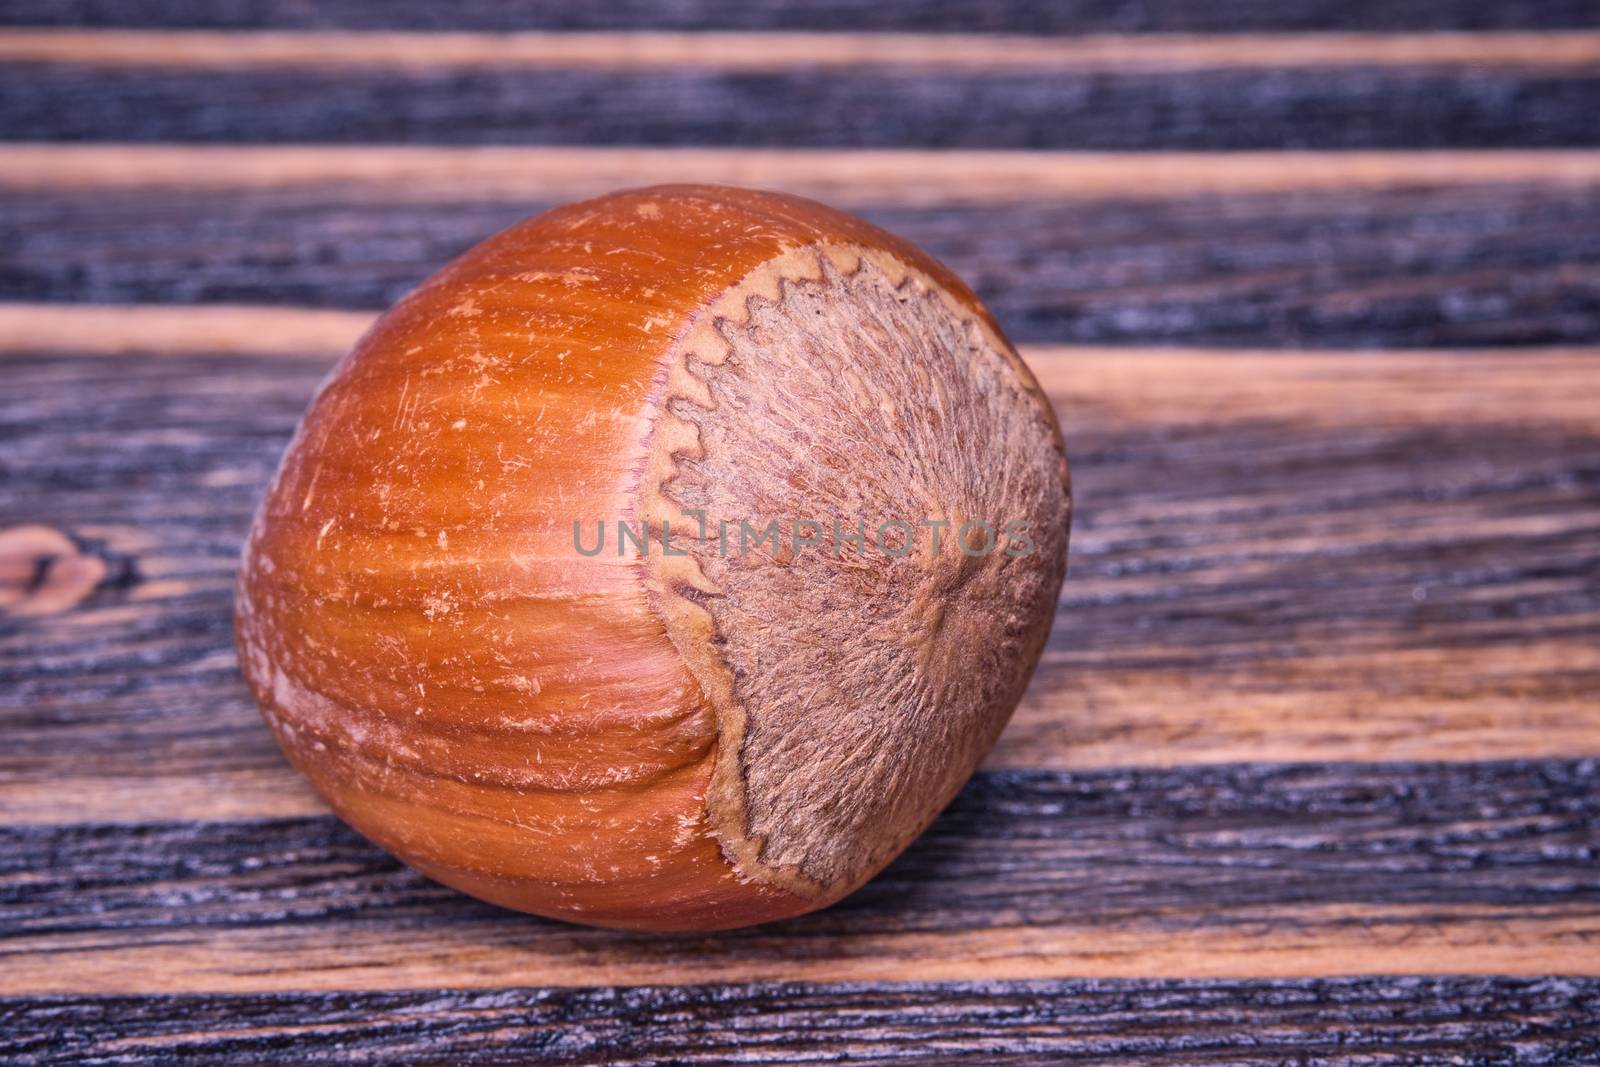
<box><xmin>0</xmin><ymin>304</ymin><xmax>369</xmax><ymax>357</ymax></box>
<box><xmin>5</xmin><ymin>0</ymin><xmax>1597</xmax><ymax>1051</ymax></box>
<box><xmin>8</xmin><ymin>182</ymin><xmax>1600</xmax><ymax>346</ymax></box>
<box><xmin>5</xmin><ymin>0</ymin><xmax>1596</xmax><ymax>33</ymax></box>
<box><xmin>3</xmin><ymin>329</ymin><xmax>1596</xmax><ymax>821</ymax></box>
<box><xmin>4</xmin><ymin>977</ymin><xmax>1599</xmax><ymax>1065</ymax></box>
<box><xmin>8</xmin><ymin>29</ymin><xmax>1600</xmax><ymax>72</ymax></box>
<box><xmin>2</xmin><ymin>761</ymin><xmax>1598</xmax><ymax>993</ymax></box>
<box><xmin>12</xmin><ymin>146</ymin><xmax>1600</xmax><ymax>202</ymax></box>
<box><xmin>4</xmin><ymin>63</ymin><xmax>1598</xmax><ymax>148</ymax></box>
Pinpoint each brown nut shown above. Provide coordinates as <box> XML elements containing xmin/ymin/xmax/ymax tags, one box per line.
<box><xmin>236</xmin><ymin>185</ymin><xmax>1071</xmax><ymax>931</ymax></box>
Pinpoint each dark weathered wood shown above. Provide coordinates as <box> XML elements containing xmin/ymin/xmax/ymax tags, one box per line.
<box><xmin>4</xmin><ymin>0</ymin><xmax>1595</xmax><ymax>33</ymax></box>
<box><xmin>1</xmin><ymin>760</ymin><xmax>1597</xmax><ymax>992</ymax></box>
<box><xmin>8</xmin><ymin>761</ymin><xmax>1599</xmax><ymax>932</ymax></box>
<box><xmin>3</xmin><ymin>342</ymin><xmax>1597</xmax><ymax>820</ymax></box>
<box><xmin>2</xmin><ymin>0</ymin><xmax>1594</xmax><ymax>1050</ymax></box>
<box><xmin>3</xmin><ymin>977</ymin><xmax>1599</xmax><ymax>1065</ymax></box>
<box><xmin>4</xmin><ymin>63</ymin><xmax>1599</xmax><ymax>148</ymax></box>
<box><xmin>8</xmin><ymin>183</ymin><xmax>1600</xmax><ymax>347</ymax></box>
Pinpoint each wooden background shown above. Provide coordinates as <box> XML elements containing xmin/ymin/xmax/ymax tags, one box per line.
<box><xmin>2</xmin><ymin>2</ymin><xmax>1599</xmax><ymax>1063</ymax></box>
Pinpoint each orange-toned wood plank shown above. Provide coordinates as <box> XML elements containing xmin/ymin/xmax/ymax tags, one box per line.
<box><xmin>2</xmin><ymin>29</ymin><xmax>1597</xmax><ymax>73</ymax></box>
<box><xmin>4</xmin><ymin>903</ymin><xmax>1594</xmax><ymax>993</ymax></box>
<box><xmin>0</xmin><ymin>303</ymin><xmax>369</xmax><ymax>358</ymax></box>
<box><xmin>6</xmin><ymin>147</ymin><xmax>1600</xmax><ymax>205</ymax></box>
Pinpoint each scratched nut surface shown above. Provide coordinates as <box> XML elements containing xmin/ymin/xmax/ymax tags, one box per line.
<box><xmin>236</xmin><ymin>185</ymin><xmax>1071</xmax><ymax>931</ymax></box>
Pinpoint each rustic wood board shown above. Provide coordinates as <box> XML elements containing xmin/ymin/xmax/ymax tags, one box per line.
<box><xmin>4</xmin><ymin>979</ymin><xmax>1597</xmax><ymax>1065</ymax></box>
<box><xmin>4</xmin><ymin>761</ymin><xmax>1599</xmax><ymax>995</ymax></box>
<box><xmin>5</xmin><ymin>329</ymin><xmax>1597</xmax><ymax>818</ymax></box>
<box><xmin>7</xmin><ymin>178</ymin><xmax>1600</xmax><ymax>347</ymax></box>
<box><xmin>2</xmin><ymin>4</ymin><xmax>1599</xmax><ymax>1062</ymax></box>
<box><xmin>5</xmin><ymin>36</ymin><xmax>1600</xmax><ymax>148</ymax></box>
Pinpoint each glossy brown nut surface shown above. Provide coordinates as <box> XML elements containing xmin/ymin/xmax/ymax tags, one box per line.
<box><xmin>236</xmin><ymin>185</ymin><xmax>1071</xmax><ymax>931</ymax></box>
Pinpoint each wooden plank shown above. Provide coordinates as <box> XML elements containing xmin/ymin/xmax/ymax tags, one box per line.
<box><xmin>5</xmin><ymin>0</ymin><xmax>1595</xmax><ymax>34</ymax></box>
<box><xmin>2</xmin><ymin>324</ymin><xmax>1596</xmax><ymax>820</ymax></box>
<box><xmin>11</xmin><ymin>903</ymin><xmax>1594</xmax><ymax>991</ymax></box>
<box><xmin>6</xmin><ymin>29</ymin><xmax>1600</xmax><ymax>73</ymax></box>
<box><xmin>3</xmin><ymin>63</ymin><xmax>1597</xmax><ymax>148</ymax></box>
<box><xmin>0</xmin><ymin>304</ymin><xmax>368</xmax><ymax>357</ymax></box>
<box><xmin>9</xmin><ymin>182</ymin><xmax>1600</xmax><ymax>347</ymax></box>
<box><xmin>3</xmin><ymin>977</ymin><xmax>1598</xmax><ymax>1064</ymax></box>
<box><xmin>1</xmin><ymin>761</ymin><xmax>1597</xmax><ymax>992</ymax></box>
<box><xmin>10</xmin><ymin>145</ymin><xmax>1600</xmax><ymax>202</ymax></box>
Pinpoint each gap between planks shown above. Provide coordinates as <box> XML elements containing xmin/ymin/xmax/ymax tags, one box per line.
<box><xmin>2</xmin><ymin>29</ymin><xmax>1599</xmax><ymax>73</ymax></box>
<box><xmin>5</xmin><ymin>146</ymin><xmax>1600</xmax><ymax>205</ymax></box>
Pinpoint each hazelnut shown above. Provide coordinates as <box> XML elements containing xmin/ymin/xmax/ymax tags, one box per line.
<box><xmin>236</xmin><ymin>185</ymin><xmax>1071</xmax><ymax>931</ymax></box>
